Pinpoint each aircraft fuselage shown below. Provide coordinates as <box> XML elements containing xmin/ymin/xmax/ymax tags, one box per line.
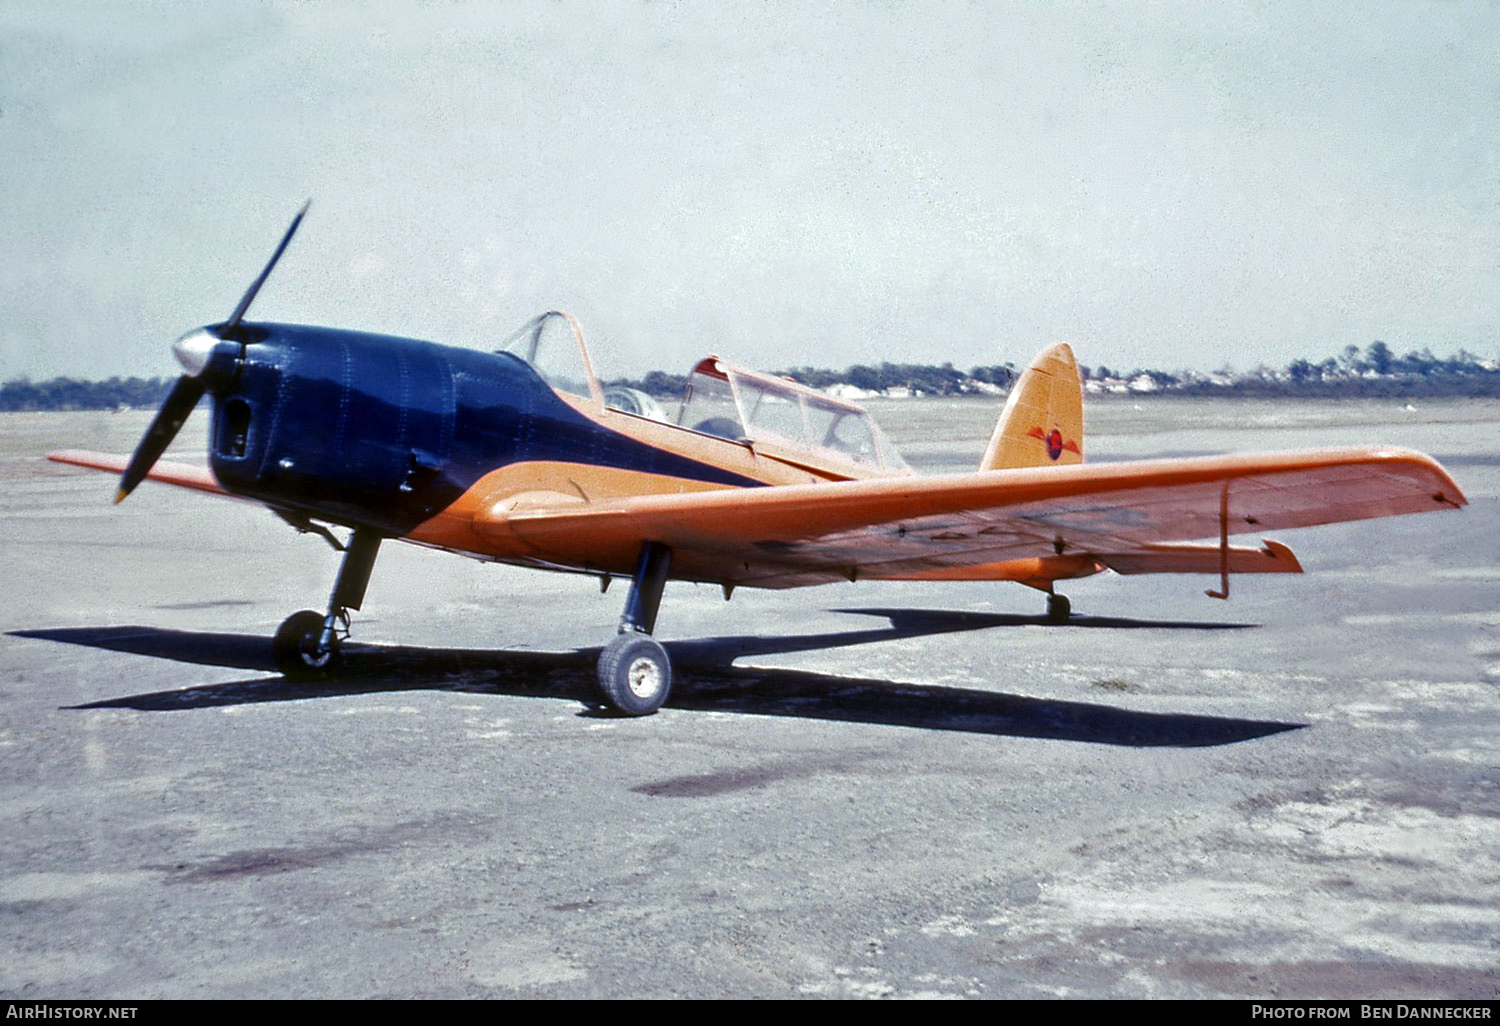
<box><xmin>207</xmin><ymin>323</ymin><xmax>760</xmax><ymax>537</ymax></box>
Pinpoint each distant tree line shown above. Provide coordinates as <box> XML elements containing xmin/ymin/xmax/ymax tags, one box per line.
<box><xmin>1163</xmin><ymin>341</ymin><xmax>1500</xmax><ymax>399</ymax></box>
<box><xmin>605</xmin><ymin>341</ymin><xmax>1499</xmax><ymax>399</ymax></box>
<box><xmin>603</xmin><ymin>362</ymin><xmax>1017</xmax><ymax>398</ymax></box>
<box><xmin>4</xmin><ymin>341</ymin><xmax>1497</xmax><ymax>410</ymax></box>
<box><xmin>768</xmin><ymin>361</ymin><xmax>1015</xmax><ymax>396</ymax></box>
<box><xmin>0</xmin><ymin>376</ymin><xmax>174</xmax><ymax>411</ymax></box>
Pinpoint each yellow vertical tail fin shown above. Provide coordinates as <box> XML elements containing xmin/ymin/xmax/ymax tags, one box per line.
<box><xmin>980</xmin><ymin>342</ymin><xmax>1084</xmax><ymax>471</ymax></box>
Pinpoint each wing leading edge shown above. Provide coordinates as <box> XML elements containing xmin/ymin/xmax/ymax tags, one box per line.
<box><xmin>49</xmin><ymin>450</ymin><xmax>228</xmax><ymax>498</ymax></box>
<box><xmin>479</xmin><ymin>447</ymin><xmax>1464</xmax><ymax>588</ymax></box>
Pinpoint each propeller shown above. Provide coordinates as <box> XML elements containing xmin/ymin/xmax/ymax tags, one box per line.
<box><xmin>222</xmin><ymin>200</ymin><xmax>309</xmax><ymax>335</ymax></box>
<box><xmin>115</xmin><ymin>202</ymin><xmax>310</xmax><ymax>504</ymax></box>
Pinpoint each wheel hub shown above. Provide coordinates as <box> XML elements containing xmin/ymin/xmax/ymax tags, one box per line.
<box><xmin>300</xmin><ymin>638</ymin><xmax>334</xmax><ymax>668</ymax></box>
<box><xmin>626</xmin><ymin>656</ymin><xmax>662</xmax><ymax>699</ymax></box>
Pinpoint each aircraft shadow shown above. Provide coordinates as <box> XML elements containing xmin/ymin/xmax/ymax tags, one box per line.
<box><xmin>833</xmin><ymin>606</ymin><xmax>1255</xmax><ymax>632</ymax></box>
<box><xmin>9</xmin><ymin>612</ymin><xmax>1292</xmax><ymax>748</ymax></box>
<box><xmin>665</xmin><ymin>606</ymin><xmax>1252</xmax><ymax>666</ymax></box>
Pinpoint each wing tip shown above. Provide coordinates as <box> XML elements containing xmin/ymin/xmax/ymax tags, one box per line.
<box><xmin>1377</xmin><ymin>447</ymin><xmax>1467</xmax><ymax>507</ymax></box>
<box><xmin>1261</xmin><ymin>538</ymin><xmax>1303</xmax><ymax>573</ymax></box>
<box><xmin>48</xmin><ymin>449</ymin><xmax>126</xmax><ymax>471</ymax></box>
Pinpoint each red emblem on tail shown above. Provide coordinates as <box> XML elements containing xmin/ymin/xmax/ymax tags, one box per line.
<box><xmin>1045</xmin><ymin>428</ymin><xmax>1065</xmax><ymax>460</ymax></box>
<box><xmin>1027</xmin><ymin>426</ymin><xmax>1080</xmax><ymax>461</ymax></box>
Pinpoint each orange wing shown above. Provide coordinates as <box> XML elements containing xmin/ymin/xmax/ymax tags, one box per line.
<box><xmin>479</xmin><ymin>447</ymin><xmax>1465</xmax><ymax>588</ymax></box>
<box><xmin>49</xmin><ymin>450</ymin><xmax>230</xmax><ymax>498</ymax></box>
<box><xmin>49</xmin><ymin>446</ymin><xmax>1465</xmax><ymax>592</ymax></box>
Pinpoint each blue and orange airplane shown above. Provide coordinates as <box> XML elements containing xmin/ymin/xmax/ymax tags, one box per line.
<box><xmin>51</xmin><ymin>207</ymin><xmax>1467</xmax><ymax>715</ymax></box>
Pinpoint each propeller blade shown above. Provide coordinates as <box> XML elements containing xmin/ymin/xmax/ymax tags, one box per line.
<box><xmin>115</xmin><ymin>374</ymin><xmax>207</xmax><ymax>503</ymax></box>
<box><xmin>221</xmin><ymin>200</ymin><xmax>310</xmax><ymax>335</ymax></box>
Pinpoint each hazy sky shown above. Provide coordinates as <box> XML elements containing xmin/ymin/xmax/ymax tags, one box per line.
<box><xmin>3</xmin><ymin>0</ymin><xmax>1496</xmax><ymax>381</ymax></box>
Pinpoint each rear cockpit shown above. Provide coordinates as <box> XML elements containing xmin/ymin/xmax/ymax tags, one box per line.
<box><xmin>675</xmin><ymin>358</ymin><xmax>910</xmax><ymax>474</ymax></box>
<box><xmin>498</xmin><ymin>311</ymin><xmax>911</xmax><ymax>476</ymax></box>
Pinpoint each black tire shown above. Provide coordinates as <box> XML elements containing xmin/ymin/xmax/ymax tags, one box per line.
<box><xmin>596</xmin><ymin>633</ymin><xmax>672</xmax><ymax>716</ymax></box>
<box><xmin>1046</xmin><ymin>593</ymin><xmax>1071</xmax><ymax>623</ymax></box>
<box><xmin>273</xmin><ymin>609</ymin><xmax>340</xmax><ymax>679</ymax></box>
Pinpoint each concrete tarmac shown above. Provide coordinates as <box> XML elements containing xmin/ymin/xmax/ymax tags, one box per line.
<box><xmin>2</xmin><ymin>399</ymin><xmax>1497</xmax><ymax>998</ymax></box>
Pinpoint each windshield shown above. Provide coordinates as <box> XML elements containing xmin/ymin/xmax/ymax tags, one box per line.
<box><xmin>497</xmin><ymin>311</ymin><xmax>601</xmax><ymax>401</ymax></box>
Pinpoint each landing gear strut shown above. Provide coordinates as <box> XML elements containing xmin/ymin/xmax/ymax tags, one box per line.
<box><xmin>273</xmin><ymin>527</ymin><xmax>382</xmax><ymax>679</ymax></box>
<box><xmin>595</xmin><ymin>541</ymin><xmax>673</xmax><ymax>716</ymax></box>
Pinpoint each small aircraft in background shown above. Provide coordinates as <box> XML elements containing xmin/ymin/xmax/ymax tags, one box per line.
<box><xmin>52</xmin><ymin>208</ymin><xmax>1467</xmax><ymax>715</ymax></box>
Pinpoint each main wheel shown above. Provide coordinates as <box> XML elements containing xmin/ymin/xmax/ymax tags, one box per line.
<box><xmin>273</xmin><ymin>609</ymin><xmax>340</xmax><ymax>679</ymax></box>
<box><xmin>1046</xmin><ymin>593</ymin><xmax>1071</xmax><ymax>623</ymax></box>
<box><xmin>596</xmin><ymin>633</ymin><xmax>672</xmax><ymax>716</ymax></box>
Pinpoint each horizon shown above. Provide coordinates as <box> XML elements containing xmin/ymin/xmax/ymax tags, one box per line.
<box><xmin>6</xmin><ymin>337</ymin><xmax>1494</xmax><ymax>407</ymax></box>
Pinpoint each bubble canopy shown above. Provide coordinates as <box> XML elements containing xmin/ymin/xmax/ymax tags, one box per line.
<box><xmin>676</xmin><ymin>358</ymin><xmax>909</xmax><ymax>473</ymax></box>
<box><xmin>498</xmin><ymin>313</ymin><xmax>911</xmax><ymax>475</ymax></box>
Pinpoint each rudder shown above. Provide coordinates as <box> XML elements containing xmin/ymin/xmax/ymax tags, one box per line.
<box><xmin>980</xmin><ymin>343</ymin><xmax>1084</xmax><ymax>470</ymax></box>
